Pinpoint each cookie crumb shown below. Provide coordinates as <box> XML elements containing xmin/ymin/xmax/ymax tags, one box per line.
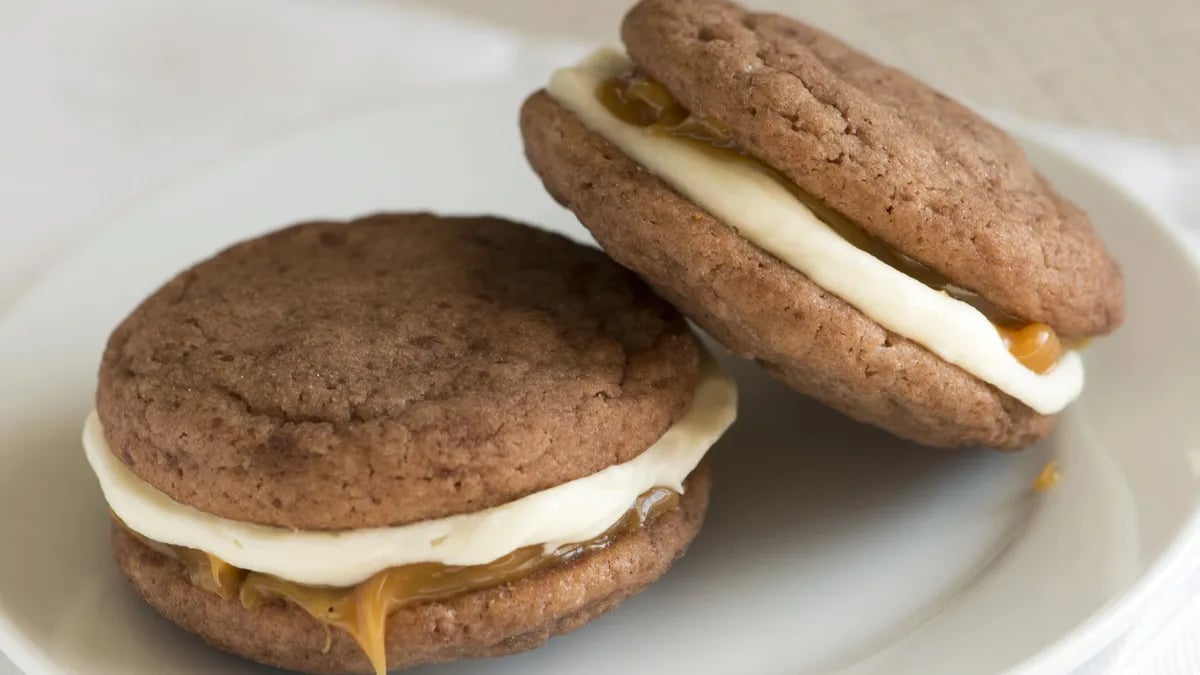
<box><xmin>1033</xmin><ymin>460</ymin><xmax>1061</xmax><ymax>492</ymax></box>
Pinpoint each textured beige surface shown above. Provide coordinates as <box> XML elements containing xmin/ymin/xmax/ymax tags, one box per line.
<box><xmin>399</xmin><ymin>0</ymin><xmax>1200</xmax><ymax>143</ymax></box>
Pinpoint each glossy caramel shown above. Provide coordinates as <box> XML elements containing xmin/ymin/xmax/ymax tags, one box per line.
<box><xmin>597</xmin><ymin>72</ymin><xmax>1070</xmax><ymax>373</ymax></box>
<box><xmin>597</xmin><ymin>73</ymin><xmax>736</xmax><ymax>148</ymax></box>
<box><xmin>996</xmin><ymin>323</ymin><xmax>1064</xmax><ymax>375</ymax></box>
<box><xmin>132</xmin><ymin>487</ymin><xmax>679</xmax><ymax>675</ymax></box>
<box><xmin>176</xmin><ymin>547</ymin><xmax>244</xmax><ymax>599</ymax></box>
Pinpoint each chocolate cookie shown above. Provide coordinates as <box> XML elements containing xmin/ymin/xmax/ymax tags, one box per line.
<box><xmin>520</xmin><ymin>0</ymin><xmax>1123</xmax><ymax>448</ymax></box>
<box><xmin>97</xmin><ymin>213</ymin><xmax>699</xmax><ymax>529</ymax></box>
<box><xmin>86</xmin><ymin>214</ymin><xmax>736</xmax><ymax>674</ymax></box>
<box><xmin>620</xmin><ymin>0</ymin><xmax>1122</xmax><ymax>337</ymax></box>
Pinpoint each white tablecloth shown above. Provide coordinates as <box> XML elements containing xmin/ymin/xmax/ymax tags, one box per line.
<box><xmin>2</xmin><ymin>1</ymin><xmax>1199</xmax><ymax>672</ymax></box>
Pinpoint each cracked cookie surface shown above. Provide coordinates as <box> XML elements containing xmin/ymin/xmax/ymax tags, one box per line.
<box><xmin>622</xmin><ymin>0</ymin><xmax>1123</xmax><ymax>337</ymax></box>
<box><xmin>97</xmin><ymin>213</ymin><xmax>700</xmax><ymax>530</ymax></box>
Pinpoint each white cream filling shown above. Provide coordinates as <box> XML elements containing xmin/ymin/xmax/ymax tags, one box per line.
<box><xmin>84</xmin><ymin>351</ymin><xmax>736</xmax><ymax>588</ymax></box>
<box><xmin>546</xmin><ymin>48</ymin><xmax>1084</xmax><ymax>415</ymax></box>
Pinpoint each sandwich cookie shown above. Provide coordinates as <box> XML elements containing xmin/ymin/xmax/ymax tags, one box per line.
<box><xmin>86</xmin><ymin>214</ymin><xmax>735</xmax><ymax>674</ymax></box>
<box><xmin>520</xmin><ymin>0</ymin><xmax>1124</xmax><ymax>448</ymax></box>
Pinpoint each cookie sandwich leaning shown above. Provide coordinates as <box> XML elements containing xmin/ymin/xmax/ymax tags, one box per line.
<box><xmin>521</xmin><ymin>0</ymin><xmax>1123</xmax><ymax>448</ymax></box>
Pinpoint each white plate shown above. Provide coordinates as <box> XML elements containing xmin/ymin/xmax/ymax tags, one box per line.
<box><xmin>0</xmin><ymin>83</ymin><xmax>1198</xmax><ymax>675</ymax></box>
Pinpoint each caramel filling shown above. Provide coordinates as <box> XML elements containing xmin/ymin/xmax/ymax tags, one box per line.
<box><xmin>127</xmin><ymin>487</ymin><xmax>680</xmax><ymax>675</ymax></box>
<box><xmin>997</xmin><ymin>323</ymin><xmax>1063</xmax><ymax>375</ymax></box>
<box><xmin>597</xmin><ymin>73</ymin><xmax>1068</xmax><ymax>374</ymax></box>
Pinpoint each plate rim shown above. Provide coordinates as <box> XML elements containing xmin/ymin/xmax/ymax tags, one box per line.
<box><xmin>1000</xmin><ymin>120</ymin><xmax>1200</xmax><ymax>675</ymax></box>
<box><xmin>0</xmin><ymin>94</ymin><xmax>1197</xmax><ymax>675</ymax></box>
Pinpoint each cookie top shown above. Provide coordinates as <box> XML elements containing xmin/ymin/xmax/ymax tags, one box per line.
<box><xmin>97</xmin><ymin>214</ymin><xmax>700</xmax><ymax>530</ymax></box>
<box><xmin>622</xmin><ymin>0</ymin><xmax>1123</xmax><ymax>338</ymax></box>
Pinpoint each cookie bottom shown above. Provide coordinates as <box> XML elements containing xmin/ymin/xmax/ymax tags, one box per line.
<box><xmin>112</xmin><ymin>464</ymin><xmax>711</xmax><ymax>674</ymax></box>
<box><xmin>521</xmin><ymin>90</ymin><xmax>1053</xmax><ymax>449</ymax></box>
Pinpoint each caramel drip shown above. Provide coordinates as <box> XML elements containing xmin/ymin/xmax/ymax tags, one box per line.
<box><xmin>177</xmin><ymin>548</ymin><xmax>244</xmax><ymax>599</ymax></box>
<box><xmin>597</xmin><ymin>73</ymin><xmax>1073</xmax><ymax>373</ymax></box>
<box><xmin>132</xmin><ymin>487</ymin><xmax>679</xmax><ymax>675</ymax></box>
<box><xmin>114</xmin><ymin>512</ymin><xmax>244</xmax><ymax>598</ymax></box>
<box><xmin>996</xmin><ymin>323</ymin><xmax>1064</xmax><ymax>375</ymax></box>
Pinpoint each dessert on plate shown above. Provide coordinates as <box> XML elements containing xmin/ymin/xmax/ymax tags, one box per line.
<box><xmin>84</xmin><ymin>214</ymin><xmax>735</xmax><ymax>674</ymax></box>
<box><xmin>521</xmin><ymin>0</ymin><xmax>1124</xmax><ymax>448</ymax></box>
